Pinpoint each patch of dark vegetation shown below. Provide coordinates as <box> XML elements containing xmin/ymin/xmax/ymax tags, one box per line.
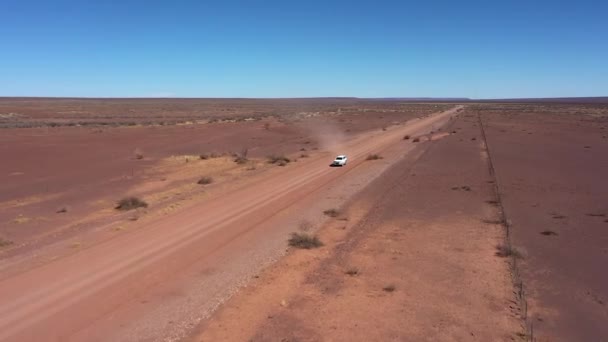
<box><xmin>0</xmin><ymin>238</ymin><xmax>13</xmax><ymax>248</ymax></box>
<box><xmin>197</xmin><ymin>176</ymin><xmax>213</xmax><ymax>185</ymax></box>
<box><xmin>323</xmin><ymin>208</ymin><xmax>340</xmax><ymax>217</ymax></box>
<box><xmin>345</xmin><ymin>268</ymin><xmax>359</xmax><ymax>276</ymax></box>
<box><xmin>382</xmin><ymin>284</ymin><xmax>396</xmax><ymax>292</ymax></box>
<box><xmin>366</xmin><ymin>154</ymin><xmax>382</xmax><ymax>161</ymax></box>
<box><xmin>300</xmin><ymin>153</ymin><xmax>309</xmax><ymax>158</ymax></box>
<box><xmin>403</xmin><ymin>135</ymin><xmax>410</xmax><ymax>140</ymax></box>
<box><xmin>115</xmin><ymin>197</ymin><xmax>148</xmax><ymax>211</ymax></box>
<box><xmin>56</xmin><ymin>206</ymin><xmax>68</xmax><ymax>214</ymax></box>
<box><xmin>485</xmin><ymin>200</ymin><xmax>499</xmax><ymax>206</ymax></box>
<box><xmin>288</xmin><ymin>233</ymin><xmax>323</xmax><ymax>249</ymax></box>
<box><xmin>495</xmin><ymin>244</ymin><xmax>522</xmax><ymax>258</ymax></box>
<box><xmin>452</xmin><ymin>185</ymin><xmax>472</xmax><ymax>191</ymax></box>
<box><xmin>268</xmin><ymin>154</ymin><xmax>291</xmax><ymax>166</ymax></box>
<box><xmin>586</xmin><ymin>213</ymin><xmax>606</xmax><ymax>217</ymax></box>
<box><xmin>551</xmin><ymin>214</ymin><xmax>567</xmax><ymax>219</ymax></box>
<box><xmin>471</xmin><ymin>137</ymin><xmax>477</xmax><ymax>141</ymax></box>
<box><xmin>134</xmin><ymin>149</ymin><xmax>144</xmax><ymax>160</ymax></box>
<box><xmin>540</xmin><ymin>230</ymin><xmax>558</xmax><ymax>236</ymax></box>
<box><xmin>412</xmin><ymin>137</ymin><xmax>420</xmax><ymax>142</ymax></box>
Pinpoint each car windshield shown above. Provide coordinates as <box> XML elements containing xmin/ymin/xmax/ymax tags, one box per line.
<box><xmin>336</xmin><ymin>157</ymin><xmax>343</xmax><ymax>160</ymax></box>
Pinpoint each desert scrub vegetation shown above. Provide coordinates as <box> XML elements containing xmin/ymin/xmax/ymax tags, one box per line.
<box><xmin>403</xmin><ymin>135</ymin><xmax>410</xmax><ymax>140</ymax></box>
<box><xmin>133</xmin><ymin>148</ymin><xmax>144</xmax><ymax>160</ymax></box>
<box><xmin>197</xmin><ymin>176</ymin><xmax>213</xmax><ymax>185</ymax></box>
<box><xmin>115</xmin><ymin>197</ymin><xmax>148</xmax><ymax>211</ymax></box>
<box><xmin>495</xmin><ymin>244</ymin><xmax>522</xmax><ymax>258</ymax></box>
<box><xmin>288</xmin><ymin>232</ymin><xmax>323</xmax><ymax>249</ymax></box>
<box><xmin>366</xmin><ymin>154</ymin><xmax>383</xmax><ymax>161</ymax></box>
<box><xmin>0</xmin><ymin>238</ymin><xmax>13</xmax><ymax>248</ymax></box>
<box><xmin>382</xmin><ymin>284</ymin><xmax>396</xmax><ymax>292</ymax></box>
<box><xmin>345</xmin><ymin>267</ymin><xmax>359</xmax><ymax>276</ymax></box>
<box><xmin>412</xmin><ymin>137</ymin><xmax>420</xmax><ymax>142</ymax></box>
<box><xmin>323</xmin><ymin>208</ymin><xmax>340</xmax><ymax>217</ymax></box>
<box><xmin>267</xmin><ymin>154</ymin><xmax>291</xmax><ymax>166</ymax></box>
<box><xmin>199</xmin><ymin>152</ymin><xmax>221</xmax><ymax>160</ymax></box>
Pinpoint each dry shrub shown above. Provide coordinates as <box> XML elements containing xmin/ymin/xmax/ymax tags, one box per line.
<box><xmin>323</xmin><ymin>208</ymin><xmax>340</xmax><ymax>217</ymax></box>
<box><xmin>366</xmin><ymin>154</ymin><xmax>382</xmax><ymax>161</ymax></box>
<box><xmin>134</xmin><ymin>148</ymin><xmax>144</xmax><ymax>160</ymax></box>
<box><xmin>268</xmin><ymin>154</ymin><xmax>291</xmax><ymax>165</ymax></box>
<box><xmin>197</xmin><ymin>176</ymin><xmax>213</xmax><ymax>185</ymax></box>
<box><xmin>345</xmin><ymin>268</ymin><xmax>359</xmax><ymax>276</ymax></box>
<box><xmin>382</xmin><ymin>284</ymin><xmax>396</xmax><ymax>292</ymax></box>
<box><xmin>0</xmin><ymin>238</ymin><xmax>13</xmax><ymax>248</ymax></box>
<box><xmin>495</xmin><ymin>244</ymin><xmax>522</xmax><ymax>258</ymax></box>
<box><xmin>288</xmin><ymin>233</ymin><xmax>323</xmax><ymax>249</ymax></box>
<box><xmin>116</xmin><ymin>197</ymin><xmax>148</xmax><ymax>211</ymax></box>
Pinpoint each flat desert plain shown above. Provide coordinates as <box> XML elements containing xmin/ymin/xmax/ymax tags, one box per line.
<box><xmin>0</xmin><ymin>98</ymin><xmax>606</xmax><ymax>341</ymax></box>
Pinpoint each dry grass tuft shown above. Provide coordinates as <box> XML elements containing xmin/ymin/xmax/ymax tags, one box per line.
<box><xmin>115</xmin><ymin>197</ymin><xmax>148</xmax><ymax>211</ymax></box>
<box><xmin>382</xmin><ymin>284</ymin><xmax>396</xmax><ymax>292</ymax></box>
<box><xmin>366</xmin><ymin>154</ymin><xmax>382</xmax><ymax>161</ymax></box>
<box><xmin>323</xmin><ymin>208</ymin><xmax>340</xmax><ymax>217</ymax></box>
<box><xmin>268</xmin><ymin>154</ymin><xmax>291</xmax><ymax>166</ymax></box>
<box><xmin>0</xmin><ymin>238</ymin><xmax>13</xmax><ymax>248</ymax></box>
<box><xmin>345</xmin><ymin>268</ymin><xmax>359</xmax><ymax>276</ymax></box>
<box><xmin>495</xmin><ymin>244</ymin><xmax>522</xmax><ymax>258</ymax></box>
<box><xmin>134</xmin><ymin>148</ymin><xmax>144</xmax><ymax>160</ymax></box>
<box><xmin>288</xmin><ymin>233</ymin><xmax>323</xmax><ymax>249</ymax></box>
<box><xmin>197</xmin><ymin>176</ymin><xmax>213</xmax><ymax>185</ymax></box>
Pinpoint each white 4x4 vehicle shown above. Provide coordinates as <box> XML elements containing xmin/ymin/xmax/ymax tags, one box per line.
<box><xmin>331</xmin><ymin>155</ymin><xmax>348</xmax><ymax>167</ymax></box>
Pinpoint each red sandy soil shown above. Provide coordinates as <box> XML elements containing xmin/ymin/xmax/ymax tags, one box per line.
<box><xmin>193</xmin><ymin>107</ymin><xmax>524</xmax><ymax>341</ymax></box>
<box><xmin>0</xmin><ymin>103</ymin><xmax>460</xmax><ymax>341</ymax></box>
<box><xmin>478</xmin><ymin>104</ymin><xmax>608</xmax><ymax>341</ymax></box>
<box><xmin>0</xmin><ymin>100</ymin><xmax>451</xmax><ymax>253</ymax></box>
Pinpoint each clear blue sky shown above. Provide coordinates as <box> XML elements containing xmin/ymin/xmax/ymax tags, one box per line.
<box><xmin>1</xmin><ymin>0</ymin><xmax>607</xmax><ymax>98</ymax></box>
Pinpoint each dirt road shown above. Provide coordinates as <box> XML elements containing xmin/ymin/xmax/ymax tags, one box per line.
<box><xmin>0</xmin><ymin>106</ymin><xmax>460</xmax><ymax>341</ymax></box>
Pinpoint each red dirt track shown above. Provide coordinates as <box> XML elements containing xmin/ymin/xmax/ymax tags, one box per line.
<box><xmin>0</xmin><ymin>105</ymin><xmax>461</xmax><ymax>341</ymax></box>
